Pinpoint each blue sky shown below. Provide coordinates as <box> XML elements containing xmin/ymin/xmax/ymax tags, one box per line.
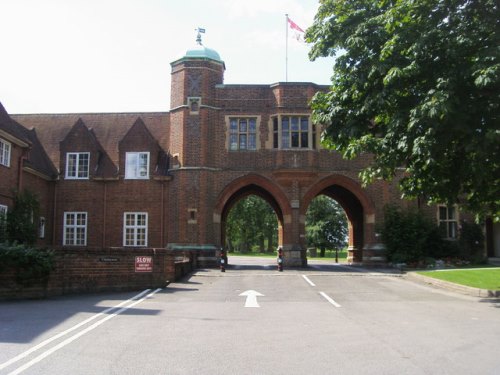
<box><xmin>0</xmin><ymin>0</ymin><xmax>334</xmax><ymax>114</ymax></box>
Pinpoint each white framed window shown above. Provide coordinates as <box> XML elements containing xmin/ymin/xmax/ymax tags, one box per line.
<box><xmin>125</xmin><ymin>152</ymin><xmax>149</xmax><ymax>179</ymax></box>
<box><xmin>0</xmin><ymin>139</ymin><xmax>11</xmax><ymax>167</ymax></box>
<box><xmin>272</xmin><ymin>115</ymin><xmax>317</xmax><ymax>149</ymax></box>
<box><xmin>438</xmin><ymin>205</ymin><xmax>458</xmax><ymax>239</ymax></box>
<box><xmin>123</xmin><ymin>212</ymin><xmax>148</xmax><ymax>246</ymax></box>
<box><xmin>229</xmin><ymin>118</ymin><xmax>257</xmax><ymax>151</ymax></box>
<box><xmin>39</xmin><ymin>217</ymin><xmax>46</xmax><ymax>239</ymax></box>
<box><xmin>65</xmin><ymin>152</ymin><xmax>90</xmax><ymax>179</ymax></box>
<box><xmin>63</xmin><ymin>212</ymin><xmax>87</xmax><ymax>246</ymax></box>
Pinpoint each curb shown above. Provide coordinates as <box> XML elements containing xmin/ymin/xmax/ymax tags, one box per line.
<box><xmin>405</xmin><ymin>272</ymin><xmax>500</xmax><ymax>298</ymax></box>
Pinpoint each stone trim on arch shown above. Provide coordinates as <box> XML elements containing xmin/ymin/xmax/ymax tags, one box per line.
<box><xmin>300</xmin><ymin>174</ymin><xmax>377</xmax><ymax>264</ymax></box>
<box><xmin>300</xmin><ymin>174</ymin><xmax>375</xmax><ymax>217</ymax></box>
<box><xmin>213</xmin><ymin>174</ymin><xmax>292</xmax><ymax>251</ymax></box>
<box><xmin>214</xmin><ymin>173</ymin><xmax>292</xmax><ymax>218</ymax></box>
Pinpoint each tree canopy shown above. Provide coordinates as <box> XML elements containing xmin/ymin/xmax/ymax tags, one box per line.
<box><xmin>306</xmin><ymin>195</ymin><xmax>348</xmax><ymax>254</ymax></box>
<box><xmin>225</xmin><ymin>195</ymin><xmax>278</xmax><ymax>252</ymax></box>
<box><xmin>306</xmin><ymin>0</ymin><xmax>499</xmax><ymax>221</ymax></box>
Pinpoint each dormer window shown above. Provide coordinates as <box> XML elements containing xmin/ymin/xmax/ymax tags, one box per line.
<box><xmin>65</xmin><ymin>152</ymin><xmax>90</xmax><ymax>179</ymax></box>
<box><xmin>125</xmin><ymin>152</ymin><xmax>149</xmax><ymax>179</ymax></box>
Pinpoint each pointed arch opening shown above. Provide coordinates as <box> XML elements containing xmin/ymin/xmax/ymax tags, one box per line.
<box><xmin>221</xmin><ymin>184</ymin><xmax>284</xmax><ymax>254</ymax></box>
<box><xmin>301</xmin><ymin>175</ymin><xmax>375</xmax><ymax>263</ymax></box>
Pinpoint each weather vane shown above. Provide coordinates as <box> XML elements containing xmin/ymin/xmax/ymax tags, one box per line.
<box><xmin>195</xmin><ymin>27</ymin><xmax>206</xmax><ymax>45</ymax></box>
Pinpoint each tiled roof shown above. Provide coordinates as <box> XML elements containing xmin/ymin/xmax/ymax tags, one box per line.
<box><xmin>1</xmin><ymin>102</ymin><xmax>58</xmax><ymax>179</ymax></box>
<box><xmin>10</xmin><ymin>112</ymin><xmax>170</xmax><ymax>171</ymax></box>
<box><xmin>0</xmin><ymin>102</ymin><xmax>31</xmax><ymax>145</ymax></box>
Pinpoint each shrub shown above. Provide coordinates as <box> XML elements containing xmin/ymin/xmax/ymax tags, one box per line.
<box><xmin>381</xmin><ymin>205</ymin><xmax>453</xmax><ymax>264</ymax></box>
<box><xmin>381</xmin><ymin>205</ymin><xmax>487</xmax><ymax>266</ymax></box>
<box><xmin>458</xmin><ymin>220</ymin><xmax>485</xmax><ymax>261</ymax></box>
<box><xmin>0</xmin><ymin>243</ymin><xmax>55</xmax><ymax>286</ymax></box>
<box><xmin>6</xmin><ymin>190</ymin><xmax>40</xmax><ymax>245</ymax></box>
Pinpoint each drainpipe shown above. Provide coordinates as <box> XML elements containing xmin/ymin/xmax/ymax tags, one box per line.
<box><xmin>161</xmin><ymin>181</ymin><xmax>165</xmax><ymax>246</ymax></box>
<box><xmin>17</xmin><ymin>148</ymin><xmax>29</xmax><ymax>192</ymax></box>
<box><xmin>102</xmin><ymin>182</ymin><xmax>107</xmax><ymax>247</ymax></box>
<box><xmin>52</xmin><ymin>183</ymin><xmax>57</xmax><ymax>245</ymax></box>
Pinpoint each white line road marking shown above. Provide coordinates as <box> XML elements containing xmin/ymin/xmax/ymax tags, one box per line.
<box><xmin>6</xmin><ymin>288</ymin><xmax>162</xmax><ymax>375</ymax></box>
<box><xmin>302</xmin><ymin>275</ymin><xmax>316</xmax><ymax>287</ymax></box>
<box><xmin>319</xmin><ymin>291</ymin><xmax>342</xmax><ymax>308</ymax></box>
<box><xmin>0</xmin><ymin>288</ymin><xmax>152</xmax><ymax>371</ymax></box>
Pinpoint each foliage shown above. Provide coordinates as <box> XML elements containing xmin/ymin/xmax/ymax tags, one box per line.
<box><xmin>305</xmin><ymin>195</ymin><xmax>348</xmax><ymax>255</ymax></box>
<box><xmin>6</xmin><ymin>190</ymin><xmax>40</xmax><ymax>245</ymax></box>
<box><xmin>381</xmin><ymin>205</ymin><xmax>455</xmax><ymax>263</ymax></box>
<box><xmin>0</xmin><ymin>242</ymin><xmax>55</xmax><ymax>286</ymax></box>
<box><xmin>225</xmin><ymin>195</ymin><xmax>278</xmax><ymax>252</ymax></box>
<box><xmin>458</xmin><ymin>220</ymin><xmax>485</xmax><ymax>261</ymax></box>
<box><xmin>306</xmin><ymin>0</ymin><xmax>500</xmax><ymax>221</ymax></box>
<box><xmin>0</xmin><ymin>211</ymin><xmax>6</xmax><ymax>243</ymax></box>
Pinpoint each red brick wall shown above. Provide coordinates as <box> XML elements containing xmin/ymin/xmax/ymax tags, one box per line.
<box><xmin>0</xmin><ymin>139</ymin><xmax>24</xmax><ymax>207</ymax></box>
<box><xmin>0</xmin><ymin>248</ymin><xmax>193</xmax><ymax>300</ymax></box>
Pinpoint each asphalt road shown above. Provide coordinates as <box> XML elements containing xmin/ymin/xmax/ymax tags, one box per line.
<box><xmin>1</xmin><ymin>257</ymin><xmax>499</xmax><ymax>375</ymax></box>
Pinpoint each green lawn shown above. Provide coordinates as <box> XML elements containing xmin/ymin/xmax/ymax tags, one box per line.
<box><xmin>229</xmin><ymin>252</ymin><xmax>276</xmax><ymax>258</ymax></box>
<box><xmin>417</xmin><ymin>268</ymin><xmax>500</xmax><ymax>290</ymax></box>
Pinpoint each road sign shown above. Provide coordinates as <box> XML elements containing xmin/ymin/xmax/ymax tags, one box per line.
<box><xmin>135</xmin><ymin>256</ymin><xmax>153</xmax><ymax>273</ymax></box>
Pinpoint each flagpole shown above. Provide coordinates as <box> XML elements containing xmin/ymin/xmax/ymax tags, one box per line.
<box><xmin>285</xmin><ymin>13</ymin><xmax>288</xmax><ymax>82</ymax></box>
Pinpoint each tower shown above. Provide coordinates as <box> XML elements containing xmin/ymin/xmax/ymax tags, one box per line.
<box><xmin>168</xmin><ymin>30</ymin><xmax>225</xmax><ymax>247</ymax></box>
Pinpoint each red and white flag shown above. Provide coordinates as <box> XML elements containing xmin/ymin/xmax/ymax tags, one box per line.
<box><xmin>287</xmin><ymin>16</ymin><xmax>305</xmax><ymax>42</ymax></box>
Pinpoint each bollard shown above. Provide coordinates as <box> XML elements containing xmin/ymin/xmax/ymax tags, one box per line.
<box><xmin>277</xmin><ymin>247</ymin><xmax>283</xmax><ymax>272</ymax></box>
<box><xmin>220</xmin><ymin>248</ymin><xmax>226</xmax><ymax>272</ymax></box>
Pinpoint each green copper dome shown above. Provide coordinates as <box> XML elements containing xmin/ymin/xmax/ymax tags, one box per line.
<box><xmin>184</xmin><ymin>45</ymin><xmax>222</xmax><ymax>62</ymax></box>
<box><xmin>171</xmin><ymin>29</ymin><xmax>224</xmax><ymax>66</ymax></box>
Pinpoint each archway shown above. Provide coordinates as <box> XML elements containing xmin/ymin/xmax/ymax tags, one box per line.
<box><xmin>302</xmin><ymin>175</ymin><xmax>376</xmax><ymax>263</ymax></box>
<box><xmin>305</xmin><ymin>195</ymin><xmax>348</xmax><ymax>261</ymax></box>
<box><xmin>214</xmin><ymin>175</ymin><xmax>291</xmax><ymax>259</ymax></box>
<box><xmin>221</xmin><ymin>185</ymin><xmax>283</xmax><ymax>253</ymax></box>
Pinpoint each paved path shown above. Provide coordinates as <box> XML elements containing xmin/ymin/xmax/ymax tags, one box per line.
<box><xmin>1</xmin><ymin>258</ymin><xmax>499</xmax><ymax>375</ymax></box>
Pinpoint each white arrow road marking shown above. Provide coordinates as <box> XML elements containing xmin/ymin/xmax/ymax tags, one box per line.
<box><xmin>239</xmin><ymin>290</ymin><xmax>264</xmax><ymax>308</ymax></box>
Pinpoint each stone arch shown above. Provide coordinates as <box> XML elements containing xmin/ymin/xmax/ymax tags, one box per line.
<box><xmin>301</xmin><ymin>174</ymin><xmax>376</xmax><ymax>263</ymax></box>
<box><xmin>214</xmin><ymin>174</ymin><xmax>291</xmax><ymax>250</ymax></box>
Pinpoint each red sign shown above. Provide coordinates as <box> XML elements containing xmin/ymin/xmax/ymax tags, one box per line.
<box><xmin>135</xmin><ymin>256</ymin><xmax>153</xmax><ymax>273</ymax></box>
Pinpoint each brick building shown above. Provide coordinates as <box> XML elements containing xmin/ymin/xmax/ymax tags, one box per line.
<box><xmin>1</xmin><ymin>41</ymin><xmax>497</xmax><ymax>265</ymax></box>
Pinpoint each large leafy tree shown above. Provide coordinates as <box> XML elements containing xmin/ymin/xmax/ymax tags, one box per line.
<box><xmin>225</xmin><ymin>195</ymin><xmax>278</xmax><ymax>252</ymax></box>
<box><xmin>306</xmin><ymin>195</ymin><xmax>348</xmax><ymax>256</ymax></box>
<box><xmin>307</xmin><ymin>0</ymin><xmax>499</xmax><ymax>220</ymax></box>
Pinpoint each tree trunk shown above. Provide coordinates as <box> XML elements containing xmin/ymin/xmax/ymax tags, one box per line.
<box><xmin>267</xmin><ymin>233</ymin><xmax>274</xmax><ymax>253</ymax></box>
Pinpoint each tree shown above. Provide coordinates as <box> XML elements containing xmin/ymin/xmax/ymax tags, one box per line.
<box><xmin>225</xmin><ymin>195</ymin><xmax>278</xmax><ymax>252</ymax></box>
<box><xmin>6</xmin><ymin>190</ymin><xmax>40</xmax><ymax>245</ymax></box>
<box><xmin>306</xmin><ymin>0</ymin><xmax>499</xmax><ymax>221</ymax></box>
<box><xmin>306</xmin><ymin>195</ymin><xmax>348</xmax><ymax>256</ymax></box>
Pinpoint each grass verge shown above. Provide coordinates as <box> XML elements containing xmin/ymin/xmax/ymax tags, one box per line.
<box><xmin>417</xmin><ymin>268</ymin><xmax>500</xmax><ymax>290</ymax></box>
